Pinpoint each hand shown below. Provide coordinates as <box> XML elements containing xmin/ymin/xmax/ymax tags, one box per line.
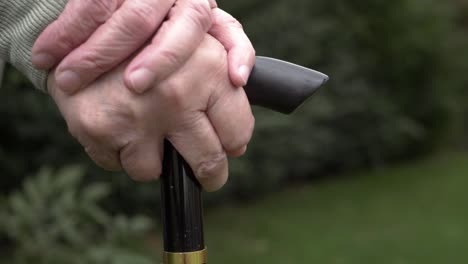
<box><xmin>48</xmin><ymin>35</ymin><xmax>255</xmax><ymax>192</ymax></box>
<box><xmin>33</xmin><ymin>0</ymin><xmax>255</xmax><ymax>93</ymax></box>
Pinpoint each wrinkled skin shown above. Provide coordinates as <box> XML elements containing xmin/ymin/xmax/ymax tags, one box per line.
<box><xmin>49</xmin><ymin>35</ymin><xmax>255</xmax><ymax>192</ymax></box>
<box><xmin>33</xmin><ymin>0</ymin><xmax>255</xmax><ymax>94</ymax></box>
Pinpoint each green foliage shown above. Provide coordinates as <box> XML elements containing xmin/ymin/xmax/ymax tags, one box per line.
<box><xmin>0</xmin><ymin>166</ymin><xmax>153</xmax><ymax>264</ymax></box>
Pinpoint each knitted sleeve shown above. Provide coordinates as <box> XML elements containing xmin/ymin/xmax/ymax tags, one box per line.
<box><xmin>0</xmin><ymin>0</ymin><xmax>67</xmax><ymax>91</ymax></box>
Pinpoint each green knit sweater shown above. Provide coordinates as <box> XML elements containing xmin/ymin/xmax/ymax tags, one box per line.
<box><xmin>0</xmin><ymin>0</ymin><xmax>67</xmax><ymax>91</ymax></box>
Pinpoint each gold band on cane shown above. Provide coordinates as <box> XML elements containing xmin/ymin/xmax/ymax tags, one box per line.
<box><xmin>163</xmin><ymin>249</ymin><xmax>207</xmax><ymax>264</ymax></box>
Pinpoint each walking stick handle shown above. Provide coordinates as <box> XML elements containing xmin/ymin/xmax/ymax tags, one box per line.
<box><xmin>161</xmin><ymin>56</ymin><xmax>328</xmax><ymax>263</ymax></box>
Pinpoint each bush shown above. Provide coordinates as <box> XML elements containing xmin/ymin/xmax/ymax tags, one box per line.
<box><xmin>0</xmin><ymin>166</ymin><xmax>154</xmax><ymax>264</ymax></box>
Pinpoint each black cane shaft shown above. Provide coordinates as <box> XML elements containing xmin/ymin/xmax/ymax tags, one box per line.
<box><xmin>161</xmin><ymin>140</ymin><xmax>204</xmax><ymax>252</ymax></box>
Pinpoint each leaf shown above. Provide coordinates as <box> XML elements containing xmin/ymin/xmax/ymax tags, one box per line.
<box><xmin>9</xmin><ymin>192</ymin><xmax>31</xmax><ymax>219</ymax></box>
<box><xmin>36</xmin><ymin>167</ymin><xmax>54</xmax><ymax>195</ymax></box>
<box><xmin>82</xmin><ymin>205</ymin><xmax>110</xmax><ymax>226</ymax></box>
<box><xmin>54</xmin><ymin>165</ymin><xmax>85</xmax><ymax>191</ymax></box>
<box><xmin>24</xmin><ymin>178</ymin><xmax>43</xmax><ymax>210</ymax></box>
<box><xmin>82</xmin><ymin>183</ymin><xmax>111</xmax><ymax>203</ymax></box>
<box><xmin>128</xmin><ymin>216</ymin><xmax>153</xmax><ymax>234</ymax></box>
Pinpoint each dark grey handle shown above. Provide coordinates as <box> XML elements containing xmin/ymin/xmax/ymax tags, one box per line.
<box><xmin>245</xmin><ymin>56</ymin><xmax>328</xmax><ymax>114</ymax></box>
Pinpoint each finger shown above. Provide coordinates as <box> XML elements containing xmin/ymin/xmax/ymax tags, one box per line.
<box><xmin>226</xmin><ymin>146</ymin><xmax>248</xmax><ymax>158</ymax></box>
<box><xmin>53</xmin><ymin>0</ymin><xmax>175</xmax><ymax>93</ymax></box>
<box><xmin>69</xmin><ymin>117</ymin><xmax>124</xmax><ymax>172</ymax></box>
<box><xmin>168</xmin><ymin>113</ymin><xmax>228</xmax><ymax>192</ymax></box>
<box><xmin>209</xmin><ymin>8</ymin><xmax>256</xmax><ymax>87</ymax></box>
<box><xmin>32</xmin><ymin>0</ymin><xmax>123</xmax><ymax>69</ymax></box>
<box><xmin>208</xmin><ymin>0</ymin><xmax>217</xmax><ymax>8</ymax></box>
<box><xmin>124</xmin><ymin>0</ymin><xmax>213</xmax><ymax>93</ymax></box>
<box><xmin>119</xmin><ymin>139</ymin><xmax>164</xmax><ymax>182</ymax></box>
<box><xmin>68</xmin><ymin>122</ymin><xmax>122</xmax><ymax>172</ymax></box>
<box><xmin>208</xmin><ymin>82</ymin><xmax>255</xmax><ymax>156</ymax></box>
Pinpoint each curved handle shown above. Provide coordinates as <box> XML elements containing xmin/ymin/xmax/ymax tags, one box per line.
<box><xmin>161</xmin><ymin>57</ymin><xmax>328</xmax><ymax>257</ymax></box>
<box><xmin>246</xmin><ymin>56</ymin><xmax>328</xmax><ymax>113</ymax></box>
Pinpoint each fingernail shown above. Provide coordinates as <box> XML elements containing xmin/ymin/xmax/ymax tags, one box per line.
<box><xmin>238</xmin><ymin>65</ymin><xmax>250</xmax><ymax>86</ymax></box>
<box><xmin>56</xmin><ymin>70</ymin><xmax>81</xmax><ymax>93</ymax></box>
<box><xmin>128</xmin><ymin>68</ymin><xmax>153</xmax><ymax>93</ymax></box>
<box><xmin>32</xmin><ymin>53</ymin><xmax>55</xmax><ymax>69</ymax></box>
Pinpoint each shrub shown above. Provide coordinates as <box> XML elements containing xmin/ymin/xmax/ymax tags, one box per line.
<box><xmin>0</xmin><ymin>166</ymin><xmax>154</xmax><ymax>264</ymax></box>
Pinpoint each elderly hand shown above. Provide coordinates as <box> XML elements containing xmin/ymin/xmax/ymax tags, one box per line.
<box><xmin>33</xmin><ymin>0</ymin><xmax>255</xmax><ymax>94</ymax></box>
<box><xmin>48</xmin><ymin>35</ymin><xmax>255</xmax><ymax>192</ymax></box>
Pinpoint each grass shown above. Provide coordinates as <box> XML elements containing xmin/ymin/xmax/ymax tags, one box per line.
<box><xmin>200</xmin><ymin>152</ymin><xmax>468</xmax><ymax>264</ymax></box>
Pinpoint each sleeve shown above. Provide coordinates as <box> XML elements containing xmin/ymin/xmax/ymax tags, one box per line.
<box><xmin>0</xmin><ymin>0</ymin><xmax>68</xmax><ymax>92</ymax></box>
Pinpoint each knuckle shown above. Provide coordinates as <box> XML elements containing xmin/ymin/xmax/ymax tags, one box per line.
<box><xmin>120</xmin><ymin>148</ymin><xmax>162</xmax><ymax>182</ymax></box>
<box><xmin>53</xmin><ymin>22</ymin><xmax>79</xmax><ymax>51</ymax></box>
<box><xmin>91</xmin><ymin>0</ymin><xmax>119</xmax><ymax>18</ymax></box>
<box><xmin>124</xmin><ymin>1</ymin><xmax>159</xmax><ymax>33</ymax></box>
<box><xmin>159</xmin><ymin>78</ymin><xmax>188</xmax><ymax>108</ymax></box>
<box><xmin>238</xmin><ymin>40</ymin><xmax>256</xmax><ymax>59</ymax></box>
<box><xmin>249</xmin><ymin>45</ymin><xmax>257</xmax><ymax>57</ymax></box>
<box><xmin>195</xmin><ymin>152</ymin><xmax>226</xmax><ymax>179</ymax></box>
<box><xmin>198</xmin><ymin>38</ymin><xmax>227</xmax><ymax>70</ymax></box>
<box><xmin>78</xmin><ymin>50</ymin><xmax>113</xmax><ymax>74</ymax></box>
<box><xmin>74</xmin><ymin>107</ymin><xmax>110</xmax><ymax>139</ymax></box>
<box><xmin>127</xmin><ymin>165</ymin><xmax>162</xmax><ymax>182</ymax></box>
<box><xmin>66</xmin><ymin>121</ymin><xmax>81</xmax><ymax>141</ymax></box>
<box><xmin>226</xmin><ymin>115</ymin><xmax>255</xmax><ymax>151</ymax></box>
<box><xmin>208</xmin><ymin>52</ymin><xmax>227</xmax><ymax>75</ymax></box>
<box><xmin>159</xmin><ymin>48</ymin><xmax>184</xmax><ymax>69</ymax></box>
<box><xmin>85</xmin><ymin>147</ymin><xmax>120</xmax><ymax>171</ymax></box>
<box><xmin>243</xmin><ymin>115</ymin><xmax>255</xmax><ymax>145</ymax></box>
<box><xmin>185</xmin><ymin>0</ymin><xmax>212</xmax><ymax>30</ymax></box>
<box><xmin>208</xmin><ymin>0</ymin><xmax>218</xmax><ymax>8</ymax></box>
<box><xmin>85</xmin><ymin>0</ymin><xmax>117</xmax><ymax>24</ymax></box>
<box><xmin>62</xmin><ymin>0</ymin><xmax>117</xmax><ymax>35</ymax></box>
<box><xmin>243</xmin><ymin>40</ymin><xmax>256</xmax><ymax>57</ymax></box>
<box><xmin>210</xmin><ymin>42</ymin><xmax>227</xmax><ymax>61</ymax></box>
<box><xmin>226</xmin><ymin>17</ymin><xmax>243</xmax><ymax>30</ymax></box>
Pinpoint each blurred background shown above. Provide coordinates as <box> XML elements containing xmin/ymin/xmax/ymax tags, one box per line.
<box><xmin>1</xmin><ymin>0</ymin><xmax>468</xmax><ymax>263</ymax></box>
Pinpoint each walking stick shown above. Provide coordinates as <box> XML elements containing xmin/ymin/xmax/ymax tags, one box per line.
<box><xmin>161</xmin><ymin>56</ymin><xmax>328</xmax><ymax>264</ymax></box>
